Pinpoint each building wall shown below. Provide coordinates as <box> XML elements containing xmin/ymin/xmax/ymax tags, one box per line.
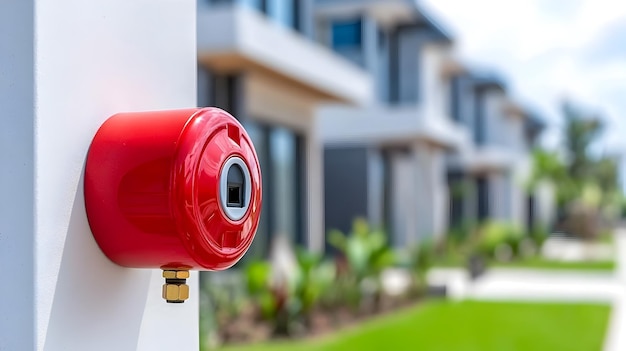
<box><xmin>246</xmin><ymin>73</ymin><xmax>325</xmax><ymax>252</ymax></box>
<box><xmin>1</xmin><ymin>1</ymin><xmax>199</xmax><ymax>350</ymax></box>
<box><xmin>534</xmin><ymin>181</ymin><xmax>556</xmax><ymax>229</ymax></box>
<box><xmin>389</xmin><ymin>150</ymin><xmax>417</xmax><ymax>247</ymax></box>
<box><xmin>318</xmin><ymin>12</ymin><xmax>458</xmax><ymax>246</ymax></box>
<box><xmin>420</xmin><ymin>43</ymin><xmax>454</xmax><ymax>125</ymax></box>
<box><xmin>323</xmin><ymin>147</ymin><xmax>370</xmax><ymax>238</ymax></box>
<box><xmin>201</xmin><ymin>0</ymin><xmax>315</xmax><ymax>36</ymax></box>
<box><xmin>412</xmin><ymin>144</ymin><xmax>449</xmax><ymax>240</ymax></box>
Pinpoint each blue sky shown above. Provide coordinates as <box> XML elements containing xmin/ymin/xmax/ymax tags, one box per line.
<box><xmin>422</xmin><ymin>0</ymin><xmax>626</xmax><ymax>156</ymax></box>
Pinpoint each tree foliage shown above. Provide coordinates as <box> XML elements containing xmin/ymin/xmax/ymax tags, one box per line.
<box><xmin>530</xmin><ymin>101</ymin><xmax>622</xmax><ymax>237</ymax></box>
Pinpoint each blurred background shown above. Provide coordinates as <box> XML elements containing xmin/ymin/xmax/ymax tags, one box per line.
<box><xmin>196</xmin><ymin>0</ymin><xmax>626</xmax><ymax>350</ymax></box>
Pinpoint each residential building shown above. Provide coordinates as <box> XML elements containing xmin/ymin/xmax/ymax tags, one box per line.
<box><xmin>196</xmin><ymin>0</ymin><xmax>373</xmax><ymax>256</ymax></box>
<box><xmin>446</xmin><ymin>68</ymin><xmax>552</xmax><ymax>232</ymax></box>
<box><xmin>315</xmin><ymin>0</ymin><xmax>468</xmax><ymax>249</ymax></box>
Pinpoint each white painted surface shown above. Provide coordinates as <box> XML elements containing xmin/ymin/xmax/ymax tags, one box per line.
<box><xmin>2</xmin><ymin>1</ymin><xmax>199</xmax><ymax>350</ymax></box>
<box><xmin>412</xmin><ymin>144</ymin><xmax>447</xmax><ymax>240</ymax></box>
<box><xmin>421</xmin><ymin>44</ymin><xmax>453</xmax><ymax>122</ymax></box>
<box><xmin>390</xmin><ymin>153</ymin><xmax>416</xmax><ymax>247</ymax></box>
<box><xmin>535</xmin><ymin>180</ymin><xmax>556</xmax><ymax>228</ymax></box>
<box><xmin>318</xmin><ymin>103</ymin><xmax>468</xmax><ymax>147</ymax></box>
<box><xmin>197</xmin><ymin>5</ymin><xmax>373</xmax><ymax>105</ymax></box>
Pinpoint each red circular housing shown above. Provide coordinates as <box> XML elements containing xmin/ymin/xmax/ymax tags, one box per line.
<box><xmin>85</xmin><ymin>108</ymin><xmax>262</xmax><ymax>270</ymax></box>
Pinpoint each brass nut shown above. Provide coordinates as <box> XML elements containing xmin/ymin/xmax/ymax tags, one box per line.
<box><xmin>176</xmin><ymin>270</ymin><xmax>190</xmax><ymax>279</ymax></box>
<box><xmin>162</xmin><ymin>270</ymin><xmax>190</xmax><ymax>279</ymax></box>
<box><xmin>162</xmin><ymin>283</ymin><xmax>190</xmax><ymax>302</ymax></box>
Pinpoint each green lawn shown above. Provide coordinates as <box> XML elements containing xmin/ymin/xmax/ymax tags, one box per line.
<box><xmin>433</xmin><ymin>256</ymin><xmax>615</xmax><ymax>271</ymax></box>
<box><xmin>492</xmin><ymin>257</ymin><xmax>616</xmax><ymax>271</ymax></box>
<box><xmin>218</xmin><ymin>300</ymin><xmax>610</xmax><ymax>351</ymax></box>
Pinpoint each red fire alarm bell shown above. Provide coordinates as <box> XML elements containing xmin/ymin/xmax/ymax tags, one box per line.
<box><xmin>84</xmin><ymin>108</ymin><xmax>262</xmax><ymax>302</ymax></box>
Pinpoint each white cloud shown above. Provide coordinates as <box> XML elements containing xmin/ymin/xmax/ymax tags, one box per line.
<box><xmin>422</xmin><ymin>0</ymin><xmax>626</xmax><ymax>152</ymax></box>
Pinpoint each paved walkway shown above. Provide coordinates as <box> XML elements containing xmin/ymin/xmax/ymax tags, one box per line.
<box><xmin>601</xmin><ymin>229</ymin><xmax>626</xmax><ymax>351</ymax></box>
<box><xmin>426</xmin><ymin>229</ymin><xmax>626</xmax><ymax>351</ymax></box>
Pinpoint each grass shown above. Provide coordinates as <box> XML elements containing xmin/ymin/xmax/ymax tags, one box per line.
<box><xmin>217</xmin><ymin>300</ymin><xmax>610</xmax><ymax>351</ymax></box>
<box><xmin>492</xmin><ymin>257</ymin><xmax>616</xmax><ymax>271</ymax></box>
<box><xmin>433</xmin><ymin>256</ymin><xmax>615</xmax><ymax>271</ymax></box>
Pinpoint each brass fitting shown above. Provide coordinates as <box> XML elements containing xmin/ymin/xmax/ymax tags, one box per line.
<box><xmin>162</xmin><ymin>270</ymin><xmax>190</xmax><ymax>303</ymax></box>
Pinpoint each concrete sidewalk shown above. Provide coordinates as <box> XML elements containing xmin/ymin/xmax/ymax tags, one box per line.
<box><xmin>600</xmin><ymin>229</ymin><xmax>626</xmax><ymax>351</ymax></box>
<box><xmin>428</xmin><ymin>267</ymin><xmax>619</xmax><ymax>303</ymax></box>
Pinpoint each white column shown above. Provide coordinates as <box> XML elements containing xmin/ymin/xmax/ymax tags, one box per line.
<box><xmin>1</xmin><ymin>1</ymin><xmax>198</xmax><ymax>350</ymax></box>
<box><xmin>431</xmin><ymin>148</ymin><xmax>449</xmax><ymax>239</ymax></box>
<box><xmin>420</xmin><ymin>43</ymin><xmax>450</xmax><ymax>119</ymax></box>
<box><xmin>391</xmin><ymin>152</ymin><xmax>421</xmax><ymax>248</ymax></box>
<box><xmin>308</xmin><ymin>115</ymin><xmax>325</xmax><ymax>253</ymax></box>
<box><xmin>412</xmin><ymin>144</ymin><xmax>448</xmax><ymax>240</ymax></box>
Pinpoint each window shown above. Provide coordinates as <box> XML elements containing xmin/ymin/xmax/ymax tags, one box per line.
<box><xmin>448</xmin><ymin>171</ymin><xmax>465</xmax><ymax>229</ymax></box>
<box><xmin>241</xmin><ymin>122</ymin><xmax>269</xmax><ymax>260</ymax></box>
<box><xmin>241</xmin><ymin>0</ymin><xmax>263</xmax><ymax>11</ymax></box>
<box><xmin>477</xmin><ymin>176</ymin><xmax>489</xmax><ymax>221</ymax></box>
<box><xmin>267</xmin><ymin>0</ymin><xmax>298</xmax><ymax>30</ymax></box>
<box><xmin>209</xmin><ymin>0</ymin><xmax>301</xmax><ymax>32</ymax></box>
<box><xmin>209</xmin><ymin>0</ymin><xmax>262</xmax><ymax>11</ymax></box>
<box><xmin>474</xmin><ymin>90</ymin><xmax>486</xmax><ymax>145</ymax></box>
<box><xmin>270</xmin><ymin>127</ymin><xmax>298</xmax><ymax>244</ymax></box>
<box><xmin>242</xmin><ymin>122</ymin><xmax>307</xmax><ymax>259</ymax></box>
<box><xmin>450</xmin><ymin>77</ymin><xmax>461</xmax><ymax>122</ymax></box>
<box><xmin>332</xmin><ymin>19</ymin><xmax>362</xmax><ymax>49</ymax></box>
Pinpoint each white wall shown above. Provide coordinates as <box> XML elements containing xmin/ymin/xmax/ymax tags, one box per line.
<box><xmin>421</xmin><ymin>43</ymin><xmax>452</xmax><ymax>121</ymax></box>
<box><xmin>390</xmin><ymin>152</ymin><xmax>417</xmax><ymax>247</ymax></box>
<box><xmin>387</xmin><ymin>143</ymin><xmax>448</xmax><ymax>247</ymax></box>
<box><xmin>2</xmin><ymin>1</ymin><xmax>199</xmax><ymax>350</ymax></box>
<box><xmin>413</xmin><ymin>144</ymin><xmax>448</xmax><ymax>240</ymax></box>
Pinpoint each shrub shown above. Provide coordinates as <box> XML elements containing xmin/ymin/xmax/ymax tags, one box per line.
<box><xmin>475</xmin><ymin>221</ymin><xmax>524</xmax><ymax>260</ymax></box>
<box><xmin>243</xmin><ymin>249</ymin><xmax>336</xmax><ymax>336</ymax></box>
<box><xmin>327</xmin><ymin>218</ymin><xmax>395</xmax><ymax>311</ymax></box>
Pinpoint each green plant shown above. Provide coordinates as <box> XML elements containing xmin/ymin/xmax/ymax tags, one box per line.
<box><xmin>528</xmin><ymin>102</ymin><xmax>621</xmax><ymax>240</ymax></box>
<box><xmin>528</xmin><ymin>225</ymin><xmax>549</xmax><ymax>248</ymax></box>
<box><xmin>292</xmin><ymin>249</ymin><xmax>336</xmax><ymax>324</ymax></box>
<box><xmin>243</xmin><ymin>249</ymin><xmax>337</xmax><ymax>336</ymax></box>
<box><xmin>201</xmin><ymin>271</ymin><xmax>251</xmax><ymax>346</ymax></box>
<box><xmin>244</xmin><ymin>260</ymin><xmax>279</xmax><ymax>321</ymax></box>
<box><xmin>327</xmin><ymin>218</ymin><xmax>395</xmax><ymax>311</ymax></box>
<box><xmin>475</xmin><ymin>221</ymin><xmax>524</xmax><ymax>260</ymax></box>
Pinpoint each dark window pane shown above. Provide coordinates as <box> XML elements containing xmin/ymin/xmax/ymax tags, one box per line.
<box><xmin>238</xmin><ymin>122</ymin><xmax>306</xmax><ymax>258</ymax></box>
<box><xmin>447</xmin><ymin>171</ymin><xmax>464</xmax><ymax>229</ymax></box>
<box><xmin>474</xmin><ymin>90</ymin><xmax>485</xmax><ymax>145</ymax></box>
<box><xmin>477</xmin><ymin>176</ymin><xmax>489</xmax><ymax>221</ymax></box>
<box><xmin>332</xmin><ymin>19</ymin><xmax>362</xmax><ymax>49</ymax></box>
<box><xmin>450</xmin><ymin>77</ymin><xmax>461</xmax><ymax>122</ymax></box>
<box><xmin>240</xmin><ymin>122</ymin><xmax>269</xmax><ymax>260</ymax></box>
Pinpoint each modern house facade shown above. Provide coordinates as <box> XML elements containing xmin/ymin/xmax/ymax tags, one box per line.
<box><xmin>315</xmin><ymin>0</ymin><xmax>469</xmax><ymax>248</ymax></box>
<box><xmin>197</xmin><ymin>0</ymin><xmax>373</xmax><ymax>255</ymax></box>
<box><xmin>446</xmin><ymin>68</ymin><xmax>553</xmax><ymax>233</ymax></box>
